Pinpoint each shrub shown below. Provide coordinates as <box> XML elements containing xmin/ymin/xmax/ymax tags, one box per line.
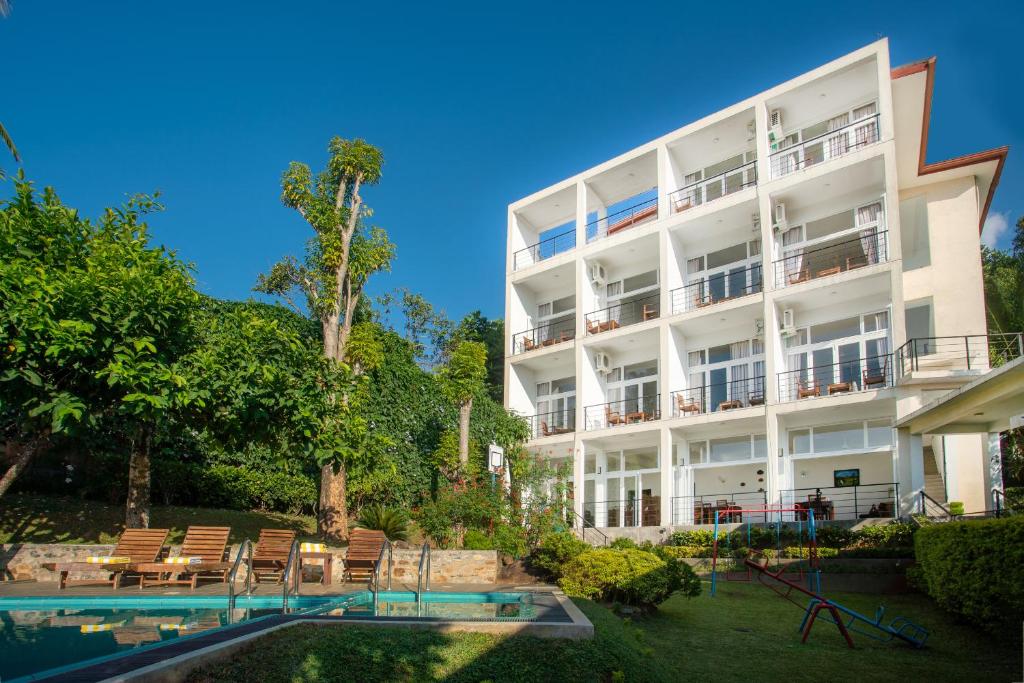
<box><xmin>193</xmin><ymin>465</ymin><xmax>317</xmax><ymax>515</ymax></box>
<box><xmin>815</xmin><ymin>525</ymin><xmax>855</xmax><ymax>548</ymax></box>
<box><xmin>492</xmin><ymin>523</ymin><xmax>528</xmax><ymax>558</ymax></box>
<box><xmin>530</xmin><ymin>531</ymin><xmax>589</xmax><ymax>578</ymax></box>
<box><xmin>609</xmin><ymin>537</ymin><xmax>637</xmax><ymax>550</ymax></box>
<box><xmin>669</xmin><ymin>529</ymin><xmax>719</xmax><ymax>547</ymax></box>
<box><xmin>1004</xmin><ymin>486</ymin><xmax>1024</xmax><ymax>512</ymax></box>
<box><xmin>915</xmin><ymin>516</ymin><xmax>1024</xmax><ymax>631</ymax></box>
<box><xmin>559</xmin><ymin>549</ymin><xmax>677</xmax><ymax>606</ymax></box>
<box><xmin>646</xmin><ymin>545</ymin><xmax>701</xmax><ymax>599</ymax></box>
<box><xmin>837</xmin><ymin>546</ymin><xmax>914</xmax><ymax>559</ymax></box>
<box><xmin>660</xmin><ymin>545</ymin><xmax>712</xmax><ymax>559</ymax></box>
<box><xmin>462</xmin><ymin>529</ymin><xmax>494</xmax><ymax>550</ymax></box>
<box><xmin>355</xmin><ymin>504</ymin><xmax>411</xmax><ymax>542</ymax></box>
<box><xmin>853</xmin><ymin>521</ymin><xmax>915</xmax><ymax>548</ymax></box>
<box><xmin>783</xmin><ymin>546</ymin><xmax>839</xmax><ymax>559</ymax></box>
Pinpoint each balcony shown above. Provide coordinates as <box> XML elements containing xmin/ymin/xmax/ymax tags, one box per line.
<box><xmin>672</xmin><ymin>491</ymin><xmax>768</xmax><ymax>525</ymax></box>
<box><xmin>782</xmin><ymin>482</ymin><xmax>898</xmax><ymax>521</ymax></box>
<box><xmin>671</xmin><ymin>376</ymin><xmax>766</xmax><ymax>417</ymax></box>
<box><xmin>585</xmin><ymin>292</ymin><xmax>660</xmax><ymax>335</ymax></box>
<box><xmin>585</xmin><ymin>396</ymin><xmax>660</xmax><ymax>431</ymax></box>
<box><xmin>586</xmin><ymin>197</ymin><xmax>658</xmax><ymax>243</ymax></box>
<box><xmin>668</xmin><ymin>160</ymin><xmax>757</xmax><ymax>214</ymax></box>
<box><xmin>583</xmin><ymin>496</ymin><xmax>661</xmax><ymax>528</ymax></box>
<box><xmin>895</xmin><ymin>333</ymin><xmax>1024</xmax><ymax>377</ymax></box>
<box><xmin>774</xmin><ymin>230</ymin><xmax>888</xmax><ymax>288</ymax></box>
<box><xmin>671</xmin><ymin>263</ymin><xmax>763</xmax><ymax>314</ymax></box>
<box><xmin>777</xmin><ymin>354</ymin><xmax>892</xmax><ymax>402</ymax></box>
<box><xmin>511</xmin><ymin>318</ymin><xmax>576</xmax><ymax>354</ymax></box>
<box><xmin>528</xmin><ymin>409</ymin><xmax>576</xmax><ymax>440</ymax></box>
<box><xmin>512</xmin><ymin>227</ymin><xmax>575</xmax><ymax>271</ymax></box>
<box><xmin>770</xmin><ymin>114</ymin><xmax>880</xmax><ymax>179</ymax></box>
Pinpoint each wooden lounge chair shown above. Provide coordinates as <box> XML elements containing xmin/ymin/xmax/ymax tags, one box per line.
<box><xmin>251</xmin><ymin>529</ymin><xmax>297</xmax><ymax>583</ymax></box>
<box><xmin>134</xmin><ymin>526</ymin><xmax>231</xmax><ymax>590</ymax></box>
<box><xmin>718</xmin><ymin>399</ymin><xmax>742</xmax><ymax>411</ymax></box>
<box><xmin>675</xmin><ymin>394</ymin><xmax>702</xmax><ymax>416</ymax></box>
<box><xmin>522</xmin><ymin>337</ymin><xmax>537</xmax><ymax>352</ymax></box>
<box><xmin>797</xmin><ymin>381</ymin><xmax>820</xmax><ymax>399</ymax></box>
<box><xmin>541</xmin><ymin>421</ymin><xmax>572</xmax><ymax>437</ymax></box>
<box><xmin>641</xmin><ymin>304</ymin><xmax>658</xmax><ymax>321</ymax></box>
<box><xmin>586</xmin><ymin>319</ymin><xmax>602</xmax><ymax>335</ymax></box>
<box><xmin>605</xmin><ymin>406</ymin><xmax>625</xmax><ymax>427</ymax></box>
<box><xmin>748</xmin><ymin>394</ymin><xmax>765</xmax><ymax>406</ymax></box>
<box><xmin>43</xmin><ymin>528</ymin><xmax>169</xmax><ymax>590</ymax></box>
<box><xmin>827</xmin><ymin>381</ymin><xmax>852</xmax><ymax>395</ymax></box>
<box><xmin>344</xmin><ymin>528</ymin><xmax>387</xmax><ymax>584</ymax></box>
<box><xmin>863</xmin><ymin>362</ymin><xmax>888</xmax><ymax>388</ymax></box>
<box><xmin>788</xmin><ymin>268</ymin><xmax>810</xmax><ymax>285</ymax></box>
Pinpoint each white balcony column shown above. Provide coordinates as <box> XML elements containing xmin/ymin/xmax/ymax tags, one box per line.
<box><xmin>753</xmin><ymin>103</ymin><xmax>772</xmax><ymax>187</ymax></box>
<box><xmin>659</xmin><ymin>428</ymin><xmax>673</xmax><ymax>527</ymax></box>
<box><xmin>765</xmin><ymin>413</ymin><xmax>782</xmax><ymax>506</ymax></box>
<box><xmin>656</xmin><ymin>144</ymin><xmax>671</xmax><ymax>220</ymax></box>
<box><xmin>572</xmin><ymin>442</ymin><xmax>585</xmax><ymax>526</ymax></box>
<box><xmin>574</xmin><ymin>178</ymin><xmax>587</xmax><ymax>250</ymax></box>
<box><xmin>985</xmin><ymin>432</ymin><xmax>1004</xmax><ymax>509</ymax></box>
<box><xmin>895</xmin><ymin>427</ymin><xmax>924</xmax><ymax>516</ymax></box>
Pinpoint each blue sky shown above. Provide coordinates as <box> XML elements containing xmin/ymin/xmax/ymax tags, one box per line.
<box><xmin>1</xmin><ymin>0</ymin><xmax>1019</xmax><ymax>322</ymax></box>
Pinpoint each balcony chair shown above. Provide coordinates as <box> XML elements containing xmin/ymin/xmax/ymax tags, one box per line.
<box><xmin>673</xmin><ymin>197</ymin><xmax>694</xmax><ymax>213</ymax></box>
<box><xmin>641</xmin><ymin>304</ymin><xmax>658</xmax><ymax>321</ymax></box>
<box><xmin>605</xmin><ymin>406</ymin><xmax>625</xmax><ymax>427</ymax></box>
<box><xmin>541</xmin><ymin>421</ymin><xmax>572</xmax><ymax>437</ymax></box>
<box><xmin>692</xmin><ymin>504</ymin><xmax>703</xmax><ymax>524</ymax></box>
<box><xmin>718</xmin><ymin>399</ymin><xmax>742</xmax><ymax>411</ymax></box>
<box><xmin>675</xmin><ymin>394</ymin><xmax>702</xmax><ymax>416</ymax></box>
<box><xmin>788</xmin><ymin>268</ymin><xmax>810</xmax><ymax>285</ymax></box>
<box><xmin>625</xmin><ymin>407</ymin><xmax>648</xmax><ymax>423</ymax></box>
<box><xmin>827</xmin><ymin>381</ymin><xmax>852</xmax><ymax>395</ymax></box>
<box><xmin>599</xmin><ymin>320</ymin><xmax>621</xmax><ymax>332</ymax></box>
<box><xmin>748</xmin><ymin>394</ymin><xmax>765</xmax><ymax>406</ymax></box>
<box><xmin>797</xmin><ymin>381</ymin><xmax>820</xmax><ymax>399</ymax></box>
<box><xmin>522</xmin><ymin>337</ymin><xmax>537</xmax><ymax>352</ymax></box>
<box><xmin>863</xmin><ymin>362</ymin><xmax>888</xmax><ymax>389</ymax></box>
<box><xmin>586</xmin><ymin>319</ymin><xmax>602</xmax><ymax>335</ymax></box>
<box><xmin>846</xmin><ymin>254</ymin><xmax>869</xmax><ymax>270</ymax></box>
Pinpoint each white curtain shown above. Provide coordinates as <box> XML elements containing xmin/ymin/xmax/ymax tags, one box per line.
<box><xmin>781</xmin><ymin>227</ymin><xmax>804</xmax><ymax>283</ymax></box>
<box><xmin>857</xmin><ymin>202</ymin><xmax>883</xmax><ymax>264</ymax></box>
<box><xmin>730</xmin><ymin>364</ymin><xmax>749</xmax><ymax>403</ymax></box>
<box><xmin>787</xmin><ymin>353</ymin><xmax>806</xmax><ymax>401</ymax></box>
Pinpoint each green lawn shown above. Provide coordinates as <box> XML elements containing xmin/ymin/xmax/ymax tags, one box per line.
<box><xmin>0</xmin><ymin>493</ymin><xmax>318</xmax><ymax>545</ymax></box>
<box><xmin>187</xmin><ymin>582</ymin><xmax>1020</xmax><ymax>682</ymax></box>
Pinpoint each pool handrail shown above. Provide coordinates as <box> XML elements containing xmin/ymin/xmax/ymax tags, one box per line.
<box><xmin>416</xmin><ymin>542</ymin><xmax>431</xmax><ymax>603</ymax></box>
<box><xmin>371</xmin><ymin>538</ymin><xmax>393</xmax><ymax>613</ymax></box>
<box><xmin>227</xmin><ymin>538</ymin><xmax>254</xmax><ymax>613</ymax></box>
<box><xmin>281</xmin><ymin>539</ymin><xmax>301</xmax><ymax>613</ymax></box>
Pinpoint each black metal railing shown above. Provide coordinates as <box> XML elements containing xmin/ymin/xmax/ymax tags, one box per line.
<box><xmin>584</xmin><ymin>395</ymin><xmax>660</xmax><ymax>430</ymax></box>
<box><xmin>513</xmin><ymin>228</ymin><xmax>576</xmax><ymax>271</ymax></box>
<box><xmin>777</xmin><ymin>354</ymin><xmax>892</xmax><ymax>402</ymax></box>
<box><xmin>583</xmin><ymin>496</ymin><xmax>662</xmax><ymax>528</ymax></box>
<box><xmin>584</xmin><ymin>292</ymin><xmax>660</xmax><ymax>334</ymax></box>
<box><xmin>993</xmin><ymin>488</ymin><xmax>1018</xmax><ymax>518</ymax></box>
<box><xmin>585</xmin><ymin>197</ymin><xmax>658</xmax><ymax>242</ymax></box>
<box><xmin>573</xmin><ymin>509</ymin><xmax>609</xmax><ymax>545</ymax></box>
<box><xmin>671</xmin><ymin>377</ymin><xmax>766</xmax><ymax>417</ymax></box>
<box><xmin>774</xmin><ymin>230</ymin><xmax>888</xmax><ymax>288</ymax></box>
<box><xmin>783</xmin><ymin>483</ymin><xmax>898</xmax><ymax>522</ymax></box>
<box><xmin>895</xmin><ymin>333</ymin><xmax>1024</xmax><ymax>377</ymax></box>
<box><xmin>668</xmin><ymin>160</ymin><xmax>757</xmax><ymax>213</ymax></box>
<box><xmin>918</xmin><ymin>490</ymin><xmax>951</xmax><ymax>520</ymax></box>
<box><xmin>673</xmin><ymin>491</ymin><xmax>769</xmax><ymax>525</ymax></box>
<box><xmin>511</xmin><ymin>318</ymin><xmax>576</xmax><ymax>354</ymax></box>
<box><xmin>528</xmin><ymin>409</ymin><xmax>576</xmax><ymax>440</ymax></box>
<box><xmin>769</xmin><ymin>113</ymin><xmax>880</xmax><ymax>178</ymax></box>
<box><xmin>671</xmin><ymin>264</ymin><xmax>763</xmax><ymax>314</ymax></box>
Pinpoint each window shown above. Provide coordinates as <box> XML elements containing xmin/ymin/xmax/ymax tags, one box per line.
<box><xmin>900</xmin><ymin>196</ymin><xmax>930</xmax><ymax>270</ymax></box>
<box><xmin>687</xmin><ymin>434</ymin><xmax>767</xmax><ymax>465</ymax></box>
<box><xmin>810</xmin><ymin>317</ymin><xmax>862</xmax><ymax>343</ymax></box>
<box><xmin>805</xmin><ymin>210</ymin><xmax>854</xmax><ymax>242</ymax></box>
<box><xmin>707</xmin><ymin>243</ymin><xmax>748</xmax><ymax>269</ymax></box>
<box><xmin>622</xmin><ymin>270</ymin><xmax>658</xmax><ymax>293</ymax></box>
<box><xmin>624</xmin><ymin>450</ymin><xmax>658</xmax><ymax>470</ymax></box>
<box><xmin>905</xmin><ymin>302</ymin><xmax>933</xmax><ymax>342</ymax></box>
<box><xmin>789</xmin><ymin>429</ymin><xmax>810</xmax><ymax>455</ymax></box>
<box><xmin>813</xmin><ymin>422</ymin><xmax>864</xmax><ymax>452</ymax></box>
<box><xmin>624</xmin><ymin>361</ymin><xmax>657</xmax><ymax>380</ymax></box>
<box><xmin>787</xmin><ymin>420</ymin><xmax>893</xmax><ymax>456</ymax></box>
<box><xmin>689</xmin><ymin>442</ymin><xmax>706</xmax><ymax>465</ymax></box>
<box><xmin>687</xmin><ymin>256</ymin><xmax>704</xmax><ymax>274</ymax></box>
<box><xmin>866</xmin><ymin>420</ymin><xmax>892</xmax><ymax>447</ymax></box>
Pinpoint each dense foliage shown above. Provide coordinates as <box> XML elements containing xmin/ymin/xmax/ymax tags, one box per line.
<box><xmin>558</xmin><ymin>548</ymin><xmax>701</xmax><ymax>607</ymax></box>
<box><xmin>914</xmin><ymin>516</ymin><xmax>1024</xmax><ymax>631</ymax></box>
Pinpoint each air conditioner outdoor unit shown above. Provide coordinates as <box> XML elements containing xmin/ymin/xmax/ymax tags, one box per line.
<box><xmin>589</xmin><ymin>262</ymin><xmax>607</xmax><ymax>286</ymax></box>
<box><xmin>780</xmin><ymin>308</ymin><xmax>796</xmax><ymax>337</ymax></box>
<box><xmin>594</xmin><ymin>352</ymin><xmax>612</xmax><ymax>375</ymax></box>
<box><xmin>773</xmin><ymin>201</ymin><xmax>788</xmax><ymax>232</ymax></box>
<box><xmin>768</xmin><ymin>109</ymin><xmax>784</xmax><ymax>146</ymax></box>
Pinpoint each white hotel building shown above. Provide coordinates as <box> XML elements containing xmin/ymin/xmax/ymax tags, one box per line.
<box><xmin>502</xmin><ymin>40</ymin><xmax>1013</xmax><ymax>533</ymax></box>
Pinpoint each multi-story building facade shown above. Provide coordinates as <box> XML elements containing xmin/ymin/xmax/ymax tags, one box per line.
<box><xmin>502</xmin><ymin>40</ymin><xmax>1012</xmax><ymax>531</ymax></box>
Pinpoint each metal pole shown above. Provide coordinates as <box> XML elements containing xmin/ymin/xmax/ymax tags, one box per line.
<box><xmin>966</xmin><ymin>336</ymin><xmax>971</xmax><ymax>370</ymax></box>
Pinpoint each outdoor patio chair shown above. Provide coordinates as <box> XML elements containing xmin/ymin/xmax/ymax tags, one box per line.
<box><xmin>641</xmin><ymin>304</ymin><xmax>658</xmax><ymax>321</ymax></box>
<box><xmin>522</xmin><ymin>337</ymin><xmax>537</xmax><ymax>352</ymax></box>
<box><xmin>251</xmin><ymin>528</ymin><xmax>298</xmax><ymax>583</ymax></box>
<box><xmin>344</xmin><ymin>528</ymin><xmax>387</xmax><ymax>584</ymax></box>
<box><xmin>827</xmin><ymin>381</ymin><xmax>852</xmax><ymax>395</ymax></box>
<box><xmin>863</xmin><ymin>361</ymin><xmax>888</xmax><ymax>388</ymax></box>
<box><xmin>43</xmin><ymin>528</ymin><xmax>170</xmax><ymax>590</ymax></box>
<box><xmin>605</xmin><ymin>406</ymin><xmax>625</xmax><ymax>427</ymax></box>
<box><xmin>797</xmin><ymin>381</ymin><xmax>820</xmax><ymax>399</ymax></box>
<box><xmin>675</xmin><ymin>394</ymin><xmax>701</xmax><ymax>416</ymax></box>
<box><xmin>586</xmin><ymin>319</ymin><xmax>602</xmax><ymax>335</ymax></box>
<box><xmin>133</xmin><ymin>526</ymin><xmax>232</xmax><ymax>591</ymax></box>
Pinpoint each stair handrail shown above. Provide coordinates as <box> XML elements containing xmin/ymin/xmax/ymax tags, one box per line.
<box><xmin>573</xmin><ymin>509</ymin><xmax>608</xmax><ymax>546</ymax></box>
<box><xmin>993</xmin><ymin>488</ymin><xmax>1016</xmax><ymax>518</ymax></box>
<box><xmin>282</xmin><ymin>539</ymin><xmax>301</xmax><ymax>613</ymax></box>
<box><xmin>227</xmin><ymin>538</ymin><xmax>254</xmax><ymax>612</ymax></box>
<box><xmin>918</xmin><ymin>490</ymin><xmax>951</xmax><ymax>520</ymax></box>
<box><xmin>371</xmin><ymin>538</ymin><xmax>393</xmax><ymax>613</ymax></box>
<box><xmin>416</xmin><ymin>542</ymin><xmax>431</xmax><ymax>603</ymax></box>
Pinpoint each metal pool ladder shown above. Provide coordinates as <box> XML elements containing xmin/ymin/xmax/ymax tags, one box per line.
<box><xmin>371</xmin><ymin>539</ymin><xmax>393</xmax><ymax>614</ymax></box>
<box><xmin>227</xmin><ymin>539</ymin><xmax>254</xmax><ymax>623</ymax></box>
<box><xmin>416</xmin><ymin>542</ymin><xmax>431</xmax><ymax>602</ymax></box>
<box><xmin>282</xmin><ymin>539</ymin><xmax>301</xmax><ymax>613</ymax></box>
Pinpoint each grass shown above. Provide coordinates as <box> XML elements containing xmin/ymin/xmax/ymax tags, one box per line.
<box><xmin>0</xmin><ymin>493</ymin><xmax>318</xmax><ymax>545</ymax></box>
<box><xmin>187</xmin><ymin>582</ymin><xmax>1020</xmax><ymax>682</ymax></box>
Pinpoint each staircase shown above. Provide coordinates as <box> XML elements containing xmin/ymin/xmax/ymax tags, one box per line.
<box><xmin>923</xmin><ymin>447</ymin><xmax>946</xmax><ymax>504</ymax></box>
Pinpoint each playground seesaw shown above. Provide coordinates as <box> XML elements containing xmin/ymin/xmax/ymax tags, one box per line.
<box><xmin>743</xmin><ymin>557</ymin><xmax>930</xmax><ymax>649</ymax></box>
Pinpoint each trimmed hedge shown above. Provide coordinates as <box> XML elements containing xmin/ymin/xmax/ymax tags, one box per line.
<box><xmin>914</xmin><ymin>516</ymin><xmax>1024</xmax><ymax>631</ymax></box>
<box><xmin>530</xmin><ymin>531</ymin><xmax>590</xmax><ymax>579</ymax></box>
<box><xmin>559</xmin><ymin>548</ymin><xmax>700</xmax><ymax>606</ymax></box>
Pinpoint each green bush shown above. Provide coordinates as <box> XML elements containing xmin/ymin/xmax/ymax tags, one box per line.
<box><xmin>492</xmin><ymin>523</ymin><xmax>528</xmax><ymax>558</ymax></box>
<box><xmin>192</xmin><ymin>464</ymin><xmax>317</xmax><ymax>515</ymax></box>
<box><xmin>559</xmin><ymin>549</ymin><xmax>679</xmax><ymax>606</ymax></box>
<box><xmin>1004</xmin><ymin>487</ymin><xmax>1024</xmax><ymax>512</ymax></box>
<box><xmin>462</xmin><ymin>529</ymin><xmax>495</xmax><ymax>550</ymax></box>
<box><xmin>646</xmin><ymin>545</ymin><xmax>702</xmax><ymax>599</ymax></box>
<box><xmin>530</xmin><ymin>531</ymin><xmax>589</xmax><ymax>578</ymax></box>
<box><xmin>853</xmin><ymin>521</ymin><xmax>915</xmax><ymax>548</ymax></box>
<box><xmin>609</xmin><ymin>537</ymin><xmax>637</xmax><ymax>550</ymax></box>
<box><xmin>838</xmin><ymin>546</ymin><xmax>914</xmax><ymax>559</ymax></box>
<box><xmin>783</xmin><ymin>546</ymin><xmax>839</xmax><ymax>559</ymax></box>
<box><xmin>668</xmin><ymin>529</ymin><xmax>719</xmax><ymax>547</ymax></box>
<box><xmin>660</xmin><ymin>545</ymin><xmax>712</xmax><ymax>559</ymax></box>
<box><xmin>355</xmin><ymin>504</ymin><xmax>410</xmax><ymax>542</ymax></box>
<box><xmin>915</xmin><ymin>516</ymin><xmax>1024</xmax><ymax>631</ymax></box>
<box><xmin>815</xmin><ymin>525</ymin><xmax>855</xmax><ymax>548</ymax></box>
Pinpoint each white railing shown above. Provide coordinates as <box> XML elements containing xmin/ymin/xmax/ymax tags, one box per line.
<box><xmin>770</xmin><ymin>114</ymin><xmax>880</xmax><ymax>179</ymax></box>
<box><xmin>668</xmin><ymin>161</ymin><xmax>757</xmax><ymax>213</ymax></box>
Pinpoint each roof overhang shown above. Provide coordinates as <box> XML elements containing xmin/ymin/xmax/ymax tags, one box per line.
<box><xmin>897</xmin><ymin>357</ymin><xmax>1024</xmax><ymax>435</ymax></box>
<box><xmin>891</xmin><ymin>57</ymin><xmax>1008</xmax><ymax>232</ymax></box>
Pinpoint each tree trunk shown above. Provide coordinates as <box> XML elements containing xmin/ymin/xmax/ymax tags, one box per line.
<box><xmin>322</xmin><ymin>314</ymin><xmax>340</xmax><ymax>360</ymax></box>
<box><xmin>319</xmin><ymin>461</ymin><xmax>348</xmax><ymax>541</ymax></box>
<box><xmin>125</xmin><ymin>428</ymin><xmax>152</xmax><ymax>528</ymax></box>
<box><xmin>458</xmin><ymin>399</ymin><xmax>472</xmax><ymax>467</ymax></box>
<box><xmin>0</xmin><ymin>433</ymin><xmax>49</xmax><ymax>498</ymax></box>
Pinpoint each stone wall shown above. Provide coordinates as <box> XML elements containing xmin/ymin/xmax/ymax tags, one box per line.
<box><xmin>1</xmin><ymin>544</ymin><xmax>498</xmax><ymax>586</ymax></box>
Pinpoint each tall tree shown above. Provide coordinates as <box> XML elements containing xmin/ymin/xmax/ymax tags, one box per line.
<box><xmin>0</xmin><ymin>0</ymin><xmax>17</xmax><ymax>174</ymax></box>
<box><xmin>437</xmin><ymin>340</ymin><xmax>488</xmax><ymax>469</ymax></box>
<box><xmin>256</xmin><ymin>137</ymin><xmax>394</xmax><ymax>540</ymax></box>
<box><xmin>454</xmin><ymin>311</ymin><xmax>504</xmax><ymax>401</ymax></box>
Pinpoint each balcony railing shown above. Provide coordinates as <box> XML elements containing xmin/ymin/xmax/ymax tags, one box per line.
<box><xmin>777</xmin><ymin>354</ymin><xmax>892</xmax><ymax>402</ymax></box>
<box><xmin>774</xmin><ymin>230</ymin><xmax>887</xmax><ymax>288</ymax></box>
<box><xmin>671</xmin><ymin>377</ymin><xmax>766</xmax><ymax>417</ymax></box>
<box><xmin>583</xmin><ymin>496</ymin><xmax>662</xmax><ymax>528</ymax></box>
<box><xmin>668</xmin><ymin>160</ymin><xmax>757</xmax><ymax>214</ymax></box>
<box><xmin>895</xmin><ymin>333</ymin><xmax>1024</xmax><ymax>377</ymax></box>
<box><xmin>586</xmin><ymin>197</ymin><xmax>658</xmax><ymax>243</ymax></box>
<box><xmin>584</xmin><ymin>395</ymin><xmax>660</xmax><ymax>430</ymax></box>
<box><xmin>528</xmin><ymin>409</ymin><xmax>576</xmax><ymax>440</ymax></box>
<box><xmin>671</xmin><ymin>264</ymin><xmax>763</xmax><ymax>314</ymax></box>
<box><xmin>769</xmin><ymin>113</ymin><xmax>880</xmax><ymax>179</ymax></box>
<box><xmin>585</xmin><ymin>292</ymin><xmax>660</xmax><ymax>334</ymax></box>
<box><xmin>672</xmin><ymin>491</ymin><xmax>769</xmax><ymax>525</ymax></box>
<box><xmin>511</xmin><ymin>318</ymin><xmax>576</xmax><ymax>354</ymax></box>
<box><xmin>782</xmin><ymin>483</ymin><xmax>899</xmax><ymax>522</ymax></box>
<box><xmin>513</xmin><ymin>228</ymin><xmax>576</xmax><ymax>271</ymax></box>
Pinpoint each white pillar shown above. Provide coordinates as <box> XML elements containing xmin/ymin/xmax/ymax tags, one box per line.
<box><xmin>985</xmin><ymin>432</ymin><xmax>1003</xmax><ymax>511</ymax></box>
<box><xmin>660</xmin><ymin>428</ymin><xmax>673</xmax><ymax>527</ymax></box>
<box><xmin>896</xmin><ymin>427</ymin><xmax>924</xmax><ymax>516</ymax></box>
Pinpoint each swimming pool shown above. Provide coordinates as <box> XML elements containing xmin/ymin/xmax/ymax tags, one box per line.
<box><xmin>0</xmin><ymin>591</ymin><xmax>556</xmax><ymax>681</ymax></box>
